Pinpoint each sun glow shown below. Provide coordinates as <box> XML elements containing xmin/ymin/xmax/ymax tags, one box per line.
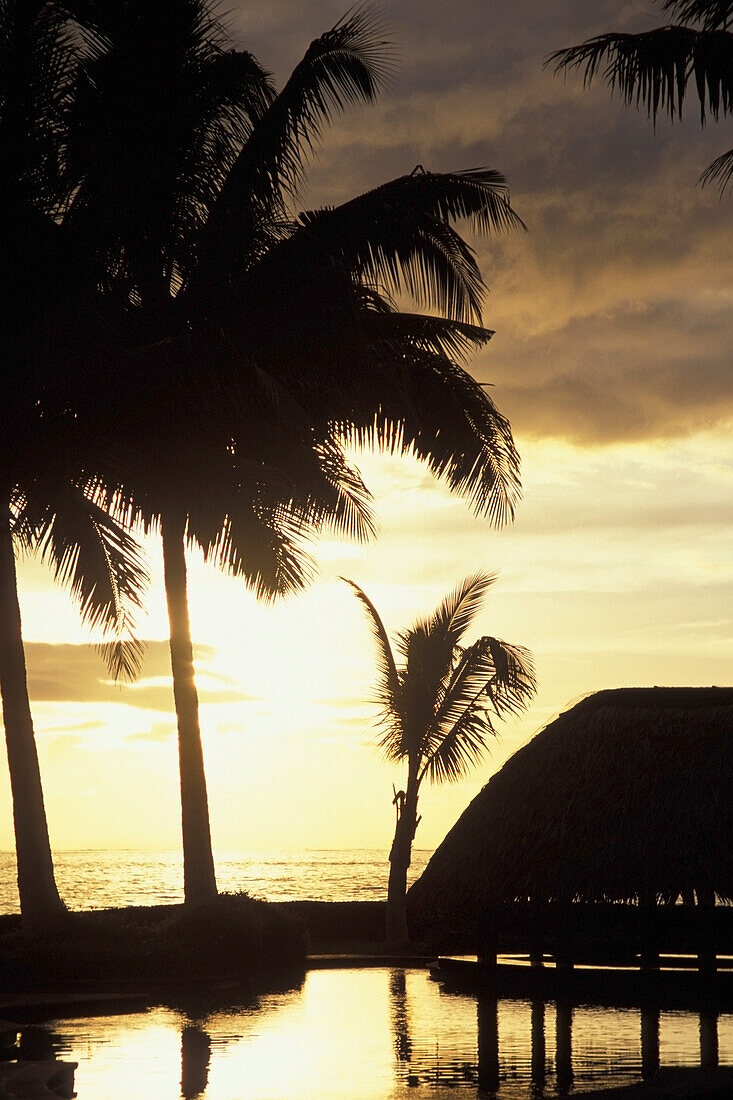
<box><xmin>1</xmin><ymin>429</ymin><xmax>731</xmax><ymax>854</ymax></box>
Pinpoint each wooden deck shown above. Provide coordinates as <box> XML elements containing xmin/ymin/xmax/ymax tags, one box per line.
<box><xmin>432</xmin><ymin>955</ymin><xmax>733</xmax><ymax>1010</ymax></box>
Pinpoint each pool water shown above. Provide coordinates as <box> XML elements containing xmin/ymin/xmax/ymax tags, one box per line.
<box><xmin>29</xmin><ymin>968</ymin><xmax>733</xmax><ymax>1098</ymax></box>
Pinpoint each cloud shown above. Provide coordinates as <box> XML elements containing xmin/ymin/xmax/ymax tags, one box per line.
<box><xmin>41</xmin><ymin>719</ymin><xmax>105</xmax><ymax>735</ymax></box>
<box><xmin>127</xmin><ymin>722</ymin><xmax>176</xmax><ymax>743</ymax></box>
<box><xmin>223</xmin><ymin>0</ymin><xmax>732</xmax><ymax>446</ymax></box>
<box><xmin>24</xmin><ymin>640</ymin><xmax>252</xmax><ymax>711</ymax></box>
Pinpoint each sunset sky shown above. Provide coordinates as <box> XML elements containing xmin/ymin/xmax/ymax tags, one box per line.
<box><xmin>1</xmin><ymin>0</ymin><xmax>731</xmax><ymax>859</ymax></box>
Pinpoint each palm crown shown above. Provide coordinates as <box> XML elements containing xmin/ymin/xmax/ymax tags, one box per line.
<box><xmin>345</xmin><ymin>572</ymin><xmax>535</xmax><ymax>946</ymax></box>
<box><xmin>2</xmin><ymin>0</ymin><xmax>528</xmax><ymax>919</ymax></box>
<box><xmin>345</xmin><ymin>573</ymin><xmax>536</xmax><ymax>786</ymax></box>
<box><xmin>549</xmin><ymin>0</ymin><xmax>733</xmax><ymax>193</ymax></box>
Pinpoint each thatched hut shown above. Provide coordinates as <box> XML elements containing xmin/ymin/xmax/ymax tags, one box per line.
<box><xmin>409</xmin><ymin>688</ymin><xmax>733</xmax><ymax>929</ymax></box>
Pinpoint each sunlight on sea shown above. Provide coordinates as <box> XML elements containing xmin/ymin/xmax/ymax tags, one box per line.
<box><xmin>0</xmin><ymin>848</ymin><xmax>433</xmax><ymax>913</ymax></box>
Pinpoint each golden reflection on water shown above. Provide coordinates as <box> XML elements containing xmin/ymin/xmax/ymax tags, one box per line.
<box><xmin>43</xmin><ymin>969</ymin><xmax>733</xmax><ymax>1099</ymax></box>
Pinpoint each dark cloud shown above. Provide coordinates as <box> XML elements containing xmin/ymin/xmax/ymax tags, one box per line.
<box><xmin>225</xmin><ymin>0</ymin><xmax>731</xmax><ymax>445</ymax></box>
<box><xmin>24</xmin><ymin>641</ymin><xmax>253</xmax><ymax>710</ymax></box>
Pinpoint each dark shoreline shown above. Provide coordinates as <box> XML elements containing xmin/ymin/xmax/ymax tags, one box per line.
<box><xmin>0</xmin><ymin>898</ymin><xmax>419</xmax><ymax>1023</ymax></box>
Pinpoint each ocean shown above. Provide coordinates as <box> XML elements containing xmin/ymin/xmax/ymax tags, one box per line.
<box><xmin>0</xmin><ymin>848</ymin><xmax>433</xmax><ymax>914</ymax></box>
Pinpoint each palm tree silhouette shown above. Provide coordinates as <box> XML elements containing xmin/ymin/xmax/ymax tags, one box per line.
<box><xmin>61</xmin><ymin>2</ymin><xmax>525</xmax><ymax>903</ymax></box>
<box><xmin>549</xmin><ymin>0</ymin><xmax>733</xmax><ymax>194</ymax></box>
<box><xmin>0</xmin><ymin>2</ymin><xmax>149</xmax><ymax>930</ymax></box>
<box><xmin>344</xmin><ymin>574</ymin><xmax>535</xmax><ymax>947</ymax></box>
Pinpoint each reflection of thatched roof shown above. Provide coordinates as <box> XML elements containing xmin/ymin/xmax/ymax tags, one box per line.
<box><xmin>408</xmin><ymin>688</ymin><xmax>733</xmax><ymax>915</ymax></box>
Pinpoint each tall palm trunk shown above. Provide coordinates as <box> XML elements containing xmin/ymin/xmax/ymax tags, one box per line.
<box><xmin>0</xmin><ymin>499</ymin><xmax>66</xmax><ymax>932</ymax></box>
<box><xmin>161</xmin><ymin>510</ymin><xmax>217</xmax><ymax>904</ymax></box>
<box><xmin>386</xmin><ymin>768</ymin><xmax>420</xmax><ymax>948</ymax></box>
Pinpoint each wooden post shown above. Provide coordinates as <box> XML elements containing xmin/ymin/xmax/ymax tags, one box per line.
<box><xmin>529</xmin><ymin>898</ymin><xmax>545</xmax><ymax>968</ymax></box>
<box><xmin>696</xmin><ymin>887</ymin><xmax>717</xmax><ymax>977</ymax></box>
<box><xmin>477</xmin><ymin>905</ymin><xmax>499</xmax><ymax>970</ymax></box>
<box><xmin>639</xmin><ymin>890</ymin><xmax>659</xmax><ymax>973</ymax></box>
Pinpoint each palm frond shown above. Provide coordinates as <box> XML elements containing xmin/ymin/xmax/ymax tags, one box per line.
<box><xmin>307</xmin><ymin>441</ymin><xmax>378</xmax><ymax>542</ymax></box>
<box><xmin>421</xmin><ymin>638</ymin><xmax>536</xmax><ymax>784</ymax></box>
<box><xmin>201</xmin><ymin>503</ymin><xmax>316</xmax><ymax>601</ymax></box>
<box><xmin>365</xmin><ymin>309</ymin><xmax>494</xmax><ymax>363</ymax></box>
<box><xmin>344</xmin><ymin>344</ymin><xmax>521</xmax><ymax>526</ymax></box>
<box><xmin>66</xmin><ymin>0</ymin><xmax>276</xmax><ymax>300</ymax></box>
<box><xmin>699</xmin><ymin>143</ymin><xmax>733</xmax><ymax>189</ymax></box>
<box><xmin>421</xmin><ymin>704</ymin><xmax>496</xmax><ymax>784</ymax></box>
<box><xmin>429</xmin><ymin>571</ymin><xmax>498</xmax><ymax>645</ymax></box>
<box><xmin>295</xmin><ymin>168</ymin><xmax>523</xmax><ymax>323</ymax></box>
<box><xmin>342</xmin><ymin>577</ymin><xmax>403</xmax><ymax>754</ymax></box>
<box><xmin>662</xmin><ymin>1</ymin><xmax>733</xmax><ymax>31</ymax></box>
<box><xmin>28</xmin><ymin>480</ymin><xmax>148</xmax><ymax>679</ymax></box>
<box><xmin>0</xmin><ymin>0</ymin><xmax>77</xmax><ymax>216</ymax></box>
<box><xmin>548</xmin><ymin>27</ymin><xmax>733</xmax><ymax>124</ymax></box>
<box><xmin>211</xmin><ymin>6</ymin><xmax>392</xmax><ymax>220</ymax></box>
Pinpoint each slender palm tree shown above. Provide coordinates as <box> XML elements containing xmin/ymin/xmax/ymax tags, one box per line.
<box><xmin>548</xmin><ymin>0</ymin><xmax>733</xmax><ymax>193</ymax></box>
<box><xmin>0</xmin><ymin>0</ymin><xmax>148</xmax><ymax>931</ymax></box>
<box><xmin>60</xmin><ymin>2</ymin><xmax>525</xmax><ymax>904</ymax></box>
<box><xmin>104</xmin><ymin>353</ymin><xmax>376</xmax><ymax>903</ymax></box>
<box><xmin>344</xmin><ymin>574</ymin><xmax>536</xmax><ymax>948</ymax></box>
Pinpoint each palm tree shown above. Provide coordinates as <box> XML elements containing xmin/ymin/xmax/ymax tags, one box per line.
<box><xmin>60</xmin><ymin>2</ymin><xmax>525</xmax><ymax>904</ymax></box>
<box><xmin>0</xmin><ymin>1</ymin><xmax>148</xmax><ymax>932</ymax></box>
<box><xmin>107</xmin><ymin>360</ymin><xmax>376</xmax><ymax>903</ymax></box>
<box><xmin>344</xmin><ymin>574</ymin><xmax>536</xmax><ymax>948</ymax></box>
<box><xmin>548</xmin><ymin>0</ymin><xmax>733</xmax><ymax>193</ymax></box>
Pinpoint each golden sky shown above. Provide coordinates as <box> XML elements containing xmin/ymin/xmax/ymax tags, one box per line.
<box><xmin>1</xmin><ymin>0</ymin><xmax>731</xmax><ymax>854</ymax></box>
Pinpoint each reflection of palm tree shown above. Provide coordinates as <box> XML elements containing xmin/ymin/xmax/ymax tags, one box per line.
<box><xmin>389</xmin><ymin>969</ymin><xmax>412</xmax><ymax>1064</ymax></box>
<box><xmin>345</xmin><ymin>574</ymin><xmax>535</xmax><ymax>947</ymax></box>
<box><xmin>66</xmin><ymin>3</ymin><xmax>526</xmax><ymax>904</ymax></box>
<box><xmin>549</xmin><ymin>0</ymin><xmax>733</xmax><ymax>193</ymax></box>
<box><xmin>0</xmin><ymin>1</ymin><xmax>147</xmax><ymax>931</ymax></box>
<box><xmin>180</xmin><ymin>1026</ymin><xmax>211</xmax><ymax>1100</ymax></box>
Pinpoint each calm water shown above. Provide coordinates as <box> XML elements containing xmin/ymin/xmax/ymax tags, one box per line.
<box><xmin>0</xmin><ymin>848</ymin><xmax>432</xmax><ymax>913</ymax></box>
<box><xmin>3</xmin><ymin>854</ymin><xmax>732</xmax><ymax>1096</ymax></box>
<box><xmin>21</xmin><ymin>968</ymin><xmax>733</xmax><ymax>1098</ymax></box>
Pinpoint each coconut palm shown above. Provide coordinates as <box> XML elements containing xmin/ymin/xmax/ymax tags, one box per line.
<box><xmin>0</xmin><ymin>0</ymin><xmax>149</xmax><ymax>931</ymax></box>
<box><xmin>60</xmin><ymin>2</ymin><xmax>525</xmax><ymax>904</ymax></box>
<box><xmin>104</xmin><ymin>355</ymin><xmax>376</xmax><ymax>903</ymax></box>
<box><xmin>344</xmin><ymin>573</ymin><xmax>536</xmax><ymax>947</ymax></box>
<box><xmin>548</xmin><ymin>0</ymin><xmax>733</xmax><ymax>193</ymax></box>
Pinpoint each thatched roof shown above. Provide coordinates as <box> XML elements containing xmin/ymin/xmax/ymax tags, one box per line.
<box><xmin>408</xmin><ymin>687</ymin><xmax>733</xmax><ymax>914</ymax></box>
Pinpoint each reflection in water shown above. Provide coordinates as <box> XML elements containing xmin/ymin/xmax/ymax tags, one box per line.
<box><xmin>389</xmin><ymin>968</ymin><xmax>412</xmax><ymax>1065</ymax></box>
<box><xmin>477</xmin><ymin>994</ymin><xmax>499</xmax><ymax>1096</ymax></box>
<box><xmin>530</xmin><ymin>998</ymin><xmax>545</xmax><ymax>1094</ymax></box>
<box><xmin>640</xmin><ymin>1004</ymin><xmax>660</xmax><ymax>1079</ymax></box>
<box><xmin>41</xmin><ymin>969</ymin><xmax>733</xmax><ymax>1099</ymax></box>
<box><xmin>700</xmin><ymin>1010</ymin><xmax>719</xmax><ymax>1069</ymax></box>
<box><xmin>181</xmin><ymin>1026</ymin><xmax>211</xmax><ymax>1099</ymax></box>
<box><xmin>555</xmin><ymin>999</ymin><xmax>573</xmax><ymax>1096</ymax></box>
<box><xmin>17</xmin><ymin>1026</ymin><xmax>56</xmax><ymax>1062</ymax></box>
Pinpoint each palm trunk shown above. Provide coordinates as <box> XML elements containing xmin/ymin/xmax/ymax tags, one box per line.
<box><xmin>0</xmin><ymin>500</ymin><xmax>65</xmax><ymax>932</ymax></box>
<box><xmin>385</xmin><ymin>769</ymin><xmax>420</xmax><ymax>949</ymax></box>
<box><xmin>161</xmin><ymin>511</ymin><xmax>217</xmax><ymax>905</ymax></box>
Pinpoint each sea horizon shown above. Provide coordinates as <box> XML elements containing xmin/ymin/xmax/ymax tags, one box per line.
<box><xmin>0</xmin><ymin>847</ymin><xmax>434</xmax><ymax>914</ymax></box>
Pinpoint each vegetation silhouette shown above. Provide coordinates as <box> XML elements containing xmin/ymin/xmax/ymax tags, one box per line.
<box><xmin>344</xmin><ymin>573</ymin><xmax>535</xmax><ymax>947</ymax></box>
<box><xmin>0</xmin><ymin>1</ymin><xmax>148</xmax><ymax>932</ymax></box>
<box><xmin>549</xmin><ymin>0</ymin><xmax>733</xmax><ymax>194</ymax></box>
<box><xmin>60</xmin><ymin>0</ymin><xmax>526</xmax><ymax>907</ymax></box>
